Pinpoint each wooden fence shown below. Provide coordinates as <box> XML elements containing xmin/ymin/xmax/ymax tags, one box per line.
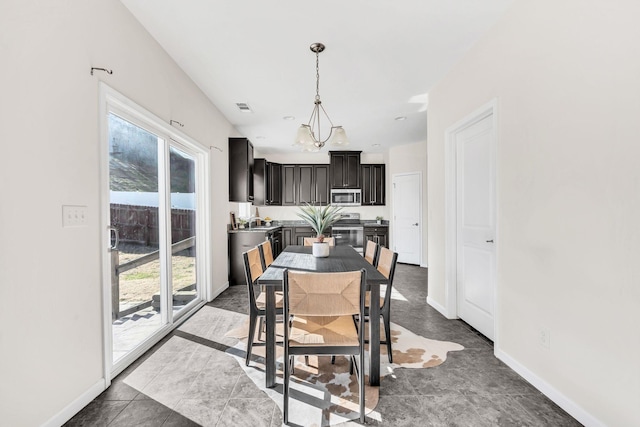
<box><xmin>111</xmin><ymin>236</ymin><xmax>196</xmax><ymax>320</ymax></box>
<box><xmin>110</xmin><ymin>203</ymin><xmax>195</xmax><ymax>246</ymax></box>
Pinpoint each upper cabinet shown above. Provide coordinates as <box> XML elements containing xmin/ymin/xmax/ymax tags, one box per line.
<box><xmin>282</xmin><ymin>164</ymin><xmax>329</xmax><ymax>206</ymax></box>
<box><xmin>228</xmin><ymin>137</ymin><xmax>254</xmax><ymax>202</ymax></box>
<box><xmin>361</xmin><ymin>164</ymin><xmax>386</xmax><ymax>205</ymax></box>
<box><xmin>330</xmin><ymin>151</ymin><xmax>361</xmax><ymax>189</ymax></box>
<box><xmin>254</xmin><ymin>159</ymin><xmax>282</xmax><ymax>206</ymax></box>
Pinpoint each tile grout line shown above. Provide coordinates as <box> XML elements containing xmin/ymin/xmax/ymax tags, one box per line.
<box><xmin>214</xmin><ymin>374</ymin><xmax>244</xmax><ymax>427</ymax></box>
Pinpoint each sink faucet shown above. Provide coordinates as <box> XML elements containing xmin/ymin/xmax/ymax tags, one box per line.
<box><xmin>248</xmin><ymin>216</ymin><xmax>263</xmax><ymax>229</ymax></box>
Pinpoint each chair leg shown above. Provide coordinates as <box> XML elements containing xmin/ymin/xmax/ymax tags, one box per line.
<box><xmin>246</xmin><ymin>313</ymin><xmax>257</xmax><ymax>366</ymax></box>
<box><xmin>359</xmin><ymin>351</ymin><xmax>365</xmax><ymax>423</ymax></box>
<box><xmin>284</xmin><ymin>355</ymin><xmax>291</xmax><ymax>425</ymax></box>
<box><xmin>383</xmin><ymin>313</ymin><xmax>393</xmax><ymax>363</ymax></box>
<box><xmin>257</xmin><ymin>317</ymin><xmax>264</xmax><ymax>342</ymax></box>
<box><xmin>331</xmin><ymin>355</ymin><xmax>336</xmax><ymax>364</ymax></box>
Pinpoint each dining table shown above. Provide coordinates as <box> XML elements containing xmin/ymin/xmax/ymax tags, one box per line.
<box><xmin>257</xmin><ymin>244</ymin><xmax>388</xmax><ymax>388</ymax></box>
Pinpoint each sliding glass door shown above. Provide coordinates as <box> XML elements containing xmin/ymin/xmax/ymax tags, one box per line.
<box><xmin>108</xmin><ymin>113</ymin><xmax>166</xmax><ymax>364</ymax></box>
<box><xmin>101</xmin><ymin>85</ymin><xmax>209</xmax><ymax>376</ymax></box>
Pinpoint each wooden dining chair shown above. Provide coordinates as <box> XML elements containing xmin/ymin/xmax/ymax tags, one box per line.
<box><xmin>365</xmin><ymin>246</ymin><xmax>398</xmax><ymax>362</ymax></box>
<box><xmin>303</xmin><ymin>237</ymin><xmax>335</xmax><ymax>246</ymax></box>
<box><xmin>242</xmin><ymin>246</ymin><xmax>283</xmax><ymax>366</ymax></box>
<box><xmin>283</xmin><ymin>269</ymin><xmax>367</xmax><ymax>424</ymax></box>
<box><xmin>258</xmin><ymin>240</ymin><xmax>274</xmax><ymax>270</ymax></box>
<box><xmin>363</xmin><ymin>239</ymin><xmax>379</xmax><ymax>266</ymax></box>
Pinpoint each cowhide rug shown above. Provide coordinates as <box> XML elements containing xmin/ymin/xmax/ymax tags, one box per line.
<box><xmin>225</xmin><ymin>317</ymin><xmax>464</xmax><ymax>426</ymax></box>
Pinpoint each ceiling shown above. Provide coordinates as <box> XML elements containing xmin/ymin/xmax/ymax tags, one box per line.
<box><xmin>121</xmin><ymin>0</ymin><xmax>513</xmax><ymax>154</ymax></box>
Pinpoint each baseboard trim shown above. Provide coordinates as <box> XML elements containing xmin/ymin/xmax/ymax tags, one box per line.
<box><xmin>427</xmin><ymin>296</ymin><xmax>452</xmax><ymax>318</ymax></box>
<box><xmin>495</xmin><ymin>349</ymin><xmax>605</xmax><ymax>427</ymax></box>
<box><xmin>209</xmin><ymin>281</ymin><xmax>229</xmax><ymax>302</ymax></box>
<box><xmin>42</xmin><ymin>378</ymin><xmax>106</xmax><ymax>427</ymax></box>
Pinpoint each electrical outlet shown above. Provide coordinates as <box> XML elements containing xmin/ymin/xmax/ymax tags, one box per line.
<box><xmin>539</xmin><ymin>328</ymin><xmax>550</xmax><ymax>349</ymax></box>
<box><xmin>62</xmin><ymin>205</ymin><xmax>88</xmax><ymax>227</ymax></box>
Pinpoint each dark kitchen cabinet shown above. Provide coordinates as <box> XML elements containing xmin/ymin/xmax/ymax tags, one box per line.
<box><xmin>297</xmin><ymin>165</ymin><xmax>314</xmax><ymax>205</ymax></box>
<box><xmin>253</xmin><ymin>159</ymin><xmax>282</xmax><ymax>206</ymax></box>
<box><xmin>361</xmin><ymin>164</ymin><xmax>386</xmax><ymax>205</ymax></box>
<box><xmin>282</xmin><ymin>164</ymin><xmax>330</xmax><ymax>206</ymax></box>
<box><xmin>294</xmin><ymin>226</ymin><xmax>317</xmax><ymax>245</ymax></box>
<box><xmin>314</xmin><ymin>165</ymin><xmax>330</xmax><ymax>205</ymax></box>
<box><xmin>271</xmin><ymin>228</ymin><xmax>283</xmax><ymax>257</ymax></box>
<box><xmin>282</xmin><ymin>165</ymin><xmax>296</xmax><ymax>206</ymax></box>
<box><xmin>330</xmin><ymin>151</ymin><xmax>361</xmax><ymax>189</ymax></box>
<box><xmin>228</xmin><ymin>137</ymin><xmax>254</xmax><ymax>202</ymax></box>
<box><xmin>281</xmin><ymin>226</ymin><xmax>294</xmax><ymax>248</ymax></box>
<box><xmin>364</xmin><ymin>225</ymin><xmax>388</xmax><ymax>248</ymax></box>
<box><xmin>269</xmin><ymin>162</ymin><xmax>282</xmax><ymax>205</ymax></box>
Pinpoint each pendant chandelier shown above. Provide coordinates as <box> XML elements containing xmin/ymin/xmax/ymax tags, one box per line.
<box><xmin>294</xmin><ymin>43</ymin><xmax>349</xmax><ymax>152</ymax></box>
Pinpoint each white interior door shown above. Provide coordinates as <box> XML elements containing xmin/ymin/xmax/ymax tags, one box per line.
<box><xmin>392</xmin><ymin>172</ymin><xmax>421</xmax><ymax>265</ymax></box>
<box><xmin>455</xmin><ymin>113</ymin><xmax>496</xmax><ymax>340</ymax></box>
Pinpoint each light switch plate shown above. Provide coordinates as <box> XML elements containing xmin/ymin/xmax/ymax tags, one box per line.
<box><xmin>62</xmin><ymin>205</ymin><xmax>88</xmax><ymax>227</ymax></box>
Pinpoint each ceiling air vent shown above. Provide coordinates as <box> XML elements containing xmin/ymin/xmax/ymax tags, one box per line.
<box><xmin>236</xmin><ymin>103</ymin><xmax>253</xmax><ymax>113</ymax></box>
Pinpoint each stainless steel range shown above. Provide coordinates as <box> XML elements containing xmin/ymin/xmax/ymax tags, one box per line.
<box><xmin>332</xmin><ymin>212</ymin><xmax>364</xmax><ymax>254</ymax></box>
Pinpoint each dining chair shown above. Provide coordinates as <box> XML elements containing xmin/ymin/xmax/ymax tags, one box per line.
<box><xmin>242</xmin><ymin>246</ymin><xmax>283</xmax><ymax>366</ymax></box>
<box><xmin>363</xmin><ymin>239</ymin><xmax>379</xmax><ymax>265</ymax></box>
<box><xmin>303</xmin><ymin>237</ymin><xmax>335</xmax><ymax>246</ymax></box>
<box><xmin>365</xmin><ymin>246</ymin><xmax>398</xmax><ymax>363</ymax></box>
<box><xmin>283</xmin><ymin>269</ymin><xmax>367</xmax><ymax>424</ymax></box>
<box><xmin>258</xmin><ymin>240</ymin><xmax>274</xmax><ymax>270</ymax></box>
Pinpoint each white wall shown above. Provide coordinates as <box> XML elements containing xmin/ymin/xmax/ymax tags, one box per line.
<box><xmin>0</xmin><ymin>1</ymin><xmax>235</xmax><ymax>425</ymax></box>
<box><xmin>388</xmin><ymin>141</ymin><xmax>428</xmax><ymax>265</ymax></box>
<box><xmin>427</xmin><ymin>1</ymin><xmax>640</xmax><ymax>425</ymax></box>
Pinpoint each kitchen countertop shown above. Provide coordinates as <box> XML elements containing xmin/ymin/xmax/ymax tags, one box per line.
<box><xmin>228</xmin><ymin>225</ymin><xmax>282</xmax><ymax>233</ymax></box>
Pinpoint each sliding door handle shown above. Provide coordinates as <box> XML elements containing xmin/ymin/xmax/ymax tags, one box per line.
<box><xmin>108</xmin><ymin>226</ymin><xmax>119</xmax><ymax>250</ymax></box>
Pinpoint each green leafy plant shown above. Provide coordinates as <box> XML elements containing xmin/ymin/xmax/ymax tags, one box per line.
<box><xmin>376</xmin><ymin>216</ymin><xmax>383</xmax><ymax>221</ymax></box>
<box><xmin>297</xmin><ymin>203</ymin><xmax>343</xmax><ymax>242</ymax></box>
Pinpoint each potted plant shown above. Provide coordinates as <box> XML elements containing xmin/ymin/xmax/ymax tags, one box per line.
<box><xmin>376</xmin><ymin>216</ymin><xmax>383</xmax><ymax>225</ymax></box>
<box><xmin>297</xmin><ymin>203</ymin><xmax>343</xmax><ymax>257</ymax></box>
<box><xmin>238</xmin><ymin>218</ymin><xmax>247</xmax><ymax>229</ymax></box>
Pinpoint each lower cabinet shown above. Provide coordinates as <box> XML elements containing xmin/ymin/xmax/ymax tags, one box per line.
<box><xmin>293</xmin><ymin>226</ymin><xmax>316</xmax><ymax>246</ymax></box>
<box><xmin>282</xmin><ymin>226</ymin><xmax>294</xmax><ymax>248</ymax></box>
<box><xmin>364</xmin><ymin>226</ymin><xmax>388</xmax><ymax>248</ymax></box>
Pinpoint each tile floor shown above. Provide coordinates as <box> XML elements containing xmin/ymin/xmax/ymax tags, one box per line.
<box><xmin>65</xmin><ymin>263</ymin><xmax>582</xmax><ymax>426</ymax></box>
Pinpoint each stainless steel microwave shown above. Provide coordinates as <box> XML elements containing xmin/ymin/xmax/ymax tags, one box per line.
<box><xmin>330</xmin><ymin>189</ymin><xmax>361</xmax><ymax>206</ymax></box>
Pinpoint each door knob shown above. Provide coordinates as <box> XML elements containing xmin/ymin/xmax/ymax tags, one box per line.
<box><xmin>412</xmin><ymin>223</ymin><xmax>418</xmax><ymax>226</ymax></box>
<box><xmin>486</xmin><ymin>239</ymin><xmax>494</xmax><ymax>243</ymax></box>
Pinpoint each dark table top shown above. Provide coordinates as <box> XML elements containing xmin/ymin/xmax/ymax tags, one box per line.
<box><xmin>258</xmin><ymin>245</ymin><xmax>387</xmax><ymax>286</ymax></box>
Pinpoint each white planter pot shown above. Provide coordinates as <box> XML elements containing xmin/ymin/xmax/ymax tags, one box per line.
<box><xmin>312</xmin><ymin>242</ymin><xmax>330</xmax><ymax>257</ymax></box>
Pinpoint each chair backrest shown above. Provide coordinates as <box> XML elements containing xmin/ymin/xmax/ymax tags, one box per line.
<box><xmin>258</xmin><ymin>240</ymin><xmax>274</xmax><ymax>269</ymax></box>
<box><xmin>284</xmin><ymin>270</ymin><xmax>365</xmax><ymax>317</ymax></box>
<box><xmin>242</xmin><ymin>247</ymin><xmax>264</xmax><ymax>310</ymax></box>
<box><xmin>376</xmin><ymin>247</ymin><xmax>399</xmax><ymax>307</ymax></box>
<box><xmin>364</xmin><ymin>240</ymin><xmax>379</xmax><ymax>265</ymax></box>
<box><xmin>303</xmin><ymin>237</ymin><xmax>335</xmax><ymax>246</ymax></box>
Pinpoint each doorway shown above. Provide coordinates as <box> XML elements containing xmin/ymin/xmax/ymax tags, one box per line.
<box><xmin>445</xmin><ymin>100</ymin><xmax>497</xmax><ymax>341</ymax></box>
<box><xmin>100</xmin><ymin>85</ymin><xmax>210</xmax><ymax>377</ymax></box>
<box><xmin>392</xmin><ymin>172</ymin><xmax>422</xmax><ymax>265</ymax></box>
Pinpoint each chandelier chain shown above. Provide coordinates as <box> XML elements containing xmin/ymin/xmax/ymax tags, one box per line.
<box><xmin>315</xmin><ymin>50</ymin><xmax>321</xmax><ymax>102</ymax></box>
